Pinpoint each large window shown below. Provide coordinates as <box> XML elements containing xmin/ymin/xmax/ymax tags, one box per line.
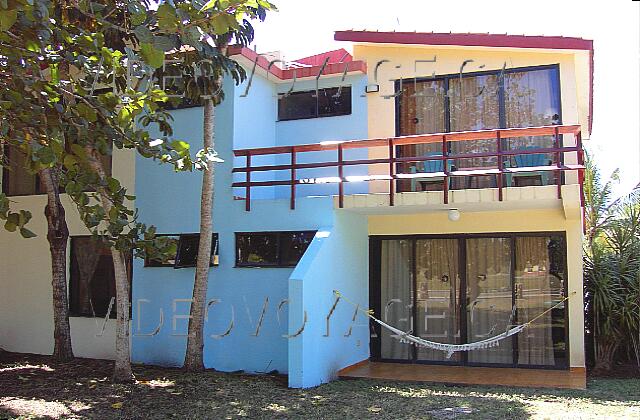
<box><xmin>69</xmin><ymin>236</ymin><xmax>132</xmax><ymax>318</ymax></box>
<box><xmin>144</xmin><ymin>233</ymin><xmax>219</xmax><ymax>268</ymax></box>
<box><xmin>278</xmin><ymin>86</ymin><xmax>351</xmax><ymax>121</ymax></box>
<box><xmin>397</xmin><ymin>65</ymin><xmax>561</xmax><ymax>189</ymax></box>
<box><xmin>235</xmin><ymin>231</ymin><xmax>316</xmax><ymax>267</ymax></box>
<box><xmin>371</xmin><ymin>233</ymin><xmax>567</xmax><ymax>369</ymax></box>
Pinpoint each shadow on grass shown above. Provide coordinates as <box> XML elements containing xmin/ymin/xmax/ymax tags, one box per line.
<box><xmin>1</xmin><ymin>352</ymin><xmax>638</xmax><ymax>419</ymax></box>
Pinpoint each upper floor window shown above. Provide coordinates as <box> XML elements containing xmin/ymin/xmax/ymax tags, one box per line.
<box><xmin>69</xmin><ymin>236</ymin><xmax>131</xmax><ymax>318</ymax></box>
<box><xmin>398</xmin><ymin>65</ymin><xmax>560</xmax><ymax>136</ymax></box>
<box><xmin>278</xmin><ymin>86</ymin><xmax>351</xmax><ymax>121</ymax></box>
<box><xmin>235</xmin><ymin>231</ymin><xmax>316</xmax><ymax>267</ymax></box>
<box><xmin>397</xmin><ymin>65</ymin><xmax>561</xmax><ymax>190</ymax></box>
<box><xmin>144</xmin><ymin>233</ymin><xmax>219</xmax><ymax>268</ymax></box>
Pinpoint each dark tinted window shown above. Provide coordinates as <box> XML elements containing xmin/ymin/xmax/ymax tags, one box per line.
<box><xmin>280</xmin><ymin>231</ymin><xmax>316</xmax><ymax>266</ymax></box>
<box><xmin>236</xmin><ymin>233</ymin><xmax>279</xmax><ymax>266</ymax></box>
<box><xmin>236</xmin><ymin>231</ymin><xmax>316</xmax><ymax>267</ymax></box>
<box><xmin>1</xmin><ymin>146</ymin><xmax>41</xmax><ymax>196</ymax></box>
<box><xmin>278</xmin><ymin>86</ymin><xmax>351</xmax><ymax>121</ymax></box>
<box><xmin>69</xmin><ymin>237</ymin><xmax>131</xmax><ymax>318</ymax></box>
<box><xmin>145</xmin><ymin>233</ymin><xmax>219</xmax><ymax>268</ymax></box>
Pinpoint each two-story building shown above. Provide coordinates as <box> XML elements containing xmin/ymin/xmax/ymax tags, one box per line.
<box><xmin>0</xmin><ymin>31</ymin><xmax>592</xmax><ymax>389</ymax></box>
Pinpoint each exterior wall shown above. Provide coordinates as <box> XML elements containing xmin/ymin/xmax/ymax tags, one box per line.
<box><xmin>0</xmin><ymin>147</ymin><xmax>135</xmax><ymax>359</ymax></box>
<box><xmin>131</xmin><ymin>75</ymin><xmax>345</xmax><ymax>374</ymax></box>
<box><xmin>352</xmin><ymin>44</ymin><xmax>585</xmax><ymax>189</ymax></box>
<box><xmin>368</xmin><ymin>208</ymin><xmax>585</xmax><ymax>368</ymax></box>
<box><xmin>288</xmin><ymin>211</ymin><xmax>369</xmax><ymax>388</ymax></box>
<box><xmin>273</xmin><ymin>75</ymin><xmax>369</xmax><ymax>198</ymax></box>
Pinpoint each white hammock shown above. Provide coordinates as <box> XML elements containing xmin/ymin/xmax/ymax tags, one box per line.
<box><xmin>333</xmin><ymin>290</ymin><xmax>574</xmax><ymax>359</ymax></box>
<box><xmin>370</xmin><ymin>315</ymin><xmax>526</xmax><ymax>359</ymax></box>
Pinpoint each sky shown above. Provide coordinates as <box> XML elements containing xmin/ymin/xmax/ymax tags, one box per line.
<box><xmin>248</xmin><ymin>0</ymin><xmax>640</xmax><ymax>197</ymax></box>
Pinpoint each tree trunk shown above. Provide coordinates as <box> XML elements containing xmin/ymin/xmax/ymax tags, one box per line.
<box><xmin>184</xmin><ymin>98</ymin><xmax>215</xmax><ymax>372</ymax></box>
<box><xmin>40</xmin><ymin>167</ymin><xmax>74</xmax><ymax>362</ymax></box>
<box><xmin>84</xmin><ymin>146</ymin><xmax>133</xmax><ymax>382</ymax></box>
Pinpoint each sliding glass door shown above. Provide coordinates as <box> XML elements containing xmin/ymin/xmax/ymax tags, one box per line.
<box><xmin>416</xmin><ymin>239</ymin><xmax>461</xmax><ymax>362</ymax></box>
<box><xmin>379</xmin><ymin>239</ymin><xmax>413</xmax><ymax>361</ymax></box>
<box><xmin>371</xmin><ymin>234</ymin><xmax>568</xmax><ymax>369</ymax></box>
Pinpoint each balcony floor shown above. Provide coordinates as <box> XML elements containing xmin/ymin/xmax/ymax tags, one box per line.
<box><xmin>339</xmin><ymin>361</ymin><xmax>587</xmax><ymax>389</ymax></box>
<box><xmin>334</xmin><ymin>184</ymin><xmax>582</xmax><ymax>216</ymax></box>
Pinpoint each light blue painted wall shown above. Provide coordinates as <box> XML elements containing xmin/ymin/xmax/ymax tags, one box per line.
<box><xmin>288</xmin><ymin>211</ymin><xmax>370</xmax><ymax>388</ymax></box>
<box><xmin>273</xmin><ymin>75</ymin><xmax>369</xmax><ymax>199</ymax></box>
<box><xmin>132</xmin><ymin>70</ymin><xmax>371</xmax><ymax>384</ymax></box>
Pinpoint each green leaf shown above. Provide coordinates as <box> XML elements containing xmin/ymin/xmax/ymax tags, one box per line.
<box><xmin>0</xmin><ymin>9</ymin><xmax>18</xmax><ymax>31</ymax></box>
<box><xmin>19</xmin><ymin>228</ymin><xmax>36</xmax><ymax>238</ymax></box>
<box><xmin>156</xmin><ymin>4</ymin><xmax>178</xmax><ymax>31</ymax></box>
<box><xmin>170</xmin><ymin>140</ymin><xmax>190</xmax><ymax>153</ymax></box>
<box><xmin>77</xmin><ymin>103</ymin><xmax>98</xmax><ymax>122</ymax></box>
<box><xmin>133</xmin><ymin>25</ymin><xmax>153</xmax><ymax>44</ymax></box>
<box><xmin>139</xmin><ymin>43</ymin><xmax>165</xmax><ymax>69</ymax></box>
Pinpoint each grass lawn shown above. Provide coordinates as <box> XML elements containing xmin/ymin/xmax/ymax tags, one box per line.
<box><xmin>1</xmin><ymin>352</ymin><xmax>638</xmax><ymax>419</ymax></box>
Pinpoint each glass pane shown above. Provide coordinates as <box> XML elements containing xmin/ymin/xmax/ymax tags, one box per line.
<box><xmin>175</xmin><ymin>234</ymin><xmax>200</xmax><ymax>268</ymax></box>
<box><xmin>380</xmin><ymin>239</ymin><xmax>414</xmax><ymax>361</ymax></box>
<box><xmin>397</xmin><ymin>80</ymin><xmax>447</xmax><ymax>192</ymax></box>
<box><xmin>145</xmin><ymin>235</ymin><xmax>179</xmax><ymax>267</ymax></box>
<box><xmin>466</xmin><ymin>237</ymin><xmax>513</xmax><ymax>364</ymax></box>
<box><xmin>504</xmin><ymin>68</ymin><xmax>561</xmax><ymax>183</ymax></box>
<box><xmin>416</xmin><ymin>239</ymin><xmax>461</xmax><ymax>362</ymax></box>
<box><xmin>515</xmin><ymin>236</ymin><xmax>566</xmax><ymax>367</ymax></box>
<box><xmin>278</xmin><ymin>91</ymin><xmax>317</xmax><ymax>120</ymax></box>
<box><xmin>4</xmin><ymin>147</ymin><xmax>37</xmax><ymax>195</ymax></box>
<box><xmin>400</xmin><ymin>80</ymin><xmax>446</xmax><ymax>136</ymax></box>
<box><xmin>70</xmin><ymin>237</ymin><xmax>116</xmax><ymax>318</ymax></box>
<box><xmin>236</xmin><ymin>233</ymin><xmax>278</xmax><ymax>266</ymax></box>
<box><xmin>280</xmin><ymin>231</ymin><xmax>315</xmax><ymax>266</ymax></box>
<box><xmin>505</xmin><ymin>68</ymin><xmax>560</xmax><ymax>129</ymax></box>
<box><xmin>449</xmin><ymin>75</ymin><xmax>500</xmax><ymax>189</ymax></box>
<box><xmin>317</xmin><ymin>87</ymin><xmax>351</xmax><ymax>117</ymax></box>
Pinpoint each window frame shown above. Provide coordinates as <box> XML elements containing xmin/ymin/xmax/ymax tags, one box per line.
<box><xmin>143</xmin><ymin>233</ymin><xmax>219</xmax><ymax>269</ymax></box>
<box><xmin>277</xmin><ymin>86</ymin><xmax>352</xmax><ymax>122</ymax></box>
<box><xmin>235</xmin><ymin>230</ymin><xmax>316</xmax><ymax>268</ymax></box>
<box><xmin>369</xmin><ymin>231</ymin><xmax>569</xmax><ymax>370</ymax></box>
<box><xmin>1</xmin><ymin>146</ymin><xmax>45</xmax><ymax>197</ymax></box>
<box><xmin>68</xmin><ymin>235</ymin><xmax>133</xmax><ymax>319</ymax></box>
<box><xmin>1</xmin><ymin>142</ymin><xmax>114</xmax><ymax>197</ymax></box>
<box><xmin>395</xmin><ymin>64</ymin><xmax>562</xmax><ymax>136</ymax></box>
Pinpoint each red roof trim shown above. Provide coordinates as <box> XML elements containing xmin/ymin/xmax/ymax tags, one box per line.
<box><xmin>227</xmin><ymin>46</ymin><xmax>366</xmax><ymax>81</ymax></box>
<box><xmin>334</xmin><ymin>31</ymin><xmax>593</xmax><ymax>51</ymax></box>
<box><xmin>334</xmin><ymin>31</ymin><xmax>593</xmax><ymax>135</ymax></box>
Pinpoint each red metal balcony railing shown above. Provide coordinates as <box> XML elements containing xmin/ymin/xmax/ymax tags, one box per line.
<box><xmin>232</xmin><ymin>125</ymin><xmax>584</xmax><ymax>211</ymax></box>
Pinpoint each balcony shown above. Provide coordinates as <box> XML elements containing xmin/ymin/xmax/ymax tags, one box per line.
<box><xmin>232</xmin><ymin>125</ymin><xmax>584</xmax><ymax>213</ymax></box>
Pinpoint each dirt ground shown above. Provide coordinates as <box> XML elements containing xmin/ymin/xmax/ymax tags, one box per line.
<box><xmin>1</xmin><ymin>352</ymin><xmax>639</xmax><ymax>419</ymax></box>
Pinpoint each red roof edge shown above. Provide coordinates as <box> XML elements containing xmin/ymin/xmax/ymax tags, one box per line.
<box><xmin>334</xmin><ymin>31</ymin><xmax>593</xmax><ymax>135</ymax></box>
<box><xmin>334</xmin><ymin>31</ymin><xmax>593</xmax><ymax>51</ymax></box>
<box><xmin>228</xmin><ymin>46</ymin><xmax>366</xmax><ymax>81</ymax></box>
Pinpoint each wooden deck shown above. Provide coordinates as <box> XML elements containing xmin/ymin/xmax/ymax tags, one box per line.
<box><xmin>339</xmin><ymin>361</ymin><xmax>586</xmax><ymax>389</ymax></box>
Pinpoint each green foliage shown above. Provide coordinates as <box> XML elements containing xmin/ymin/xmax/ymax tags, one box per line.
<box><xmin>0</xmin><ymin>0</ymin><xmax>275</xmax><ymax>258</ymax></box>
<box><xmin>0</xmin><ymin>194</ymin><xmax>35</xmax><ymax>238</ymax></box>
<box><xmin>584</xmin><ymin>153</ymin><xmax>640</xmax><ymax>369</ymax></box>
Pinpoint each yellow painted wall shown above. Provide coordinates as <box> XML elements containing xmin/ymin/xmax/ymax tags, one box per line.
<box><xmin>353</xmin><ymin>44</ymin><xmax>589</xmax><ymax>187</ymax></box>
<box><xmin>368</xmin><ymin>208</ymin><xmax>585</xmax><ymax>368</ymax></box>
<box><xmin>0</xmin><ymin>148</ymin><xmax>135</xmax><ymax>359</ymax></box>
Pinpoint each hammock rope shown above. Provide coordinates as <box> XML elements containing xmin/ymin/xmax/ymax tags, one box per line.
<box><xmin>334</xmin><ymin>290</ymin><xmax>575</xmax><ymax>359</ymax></box>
